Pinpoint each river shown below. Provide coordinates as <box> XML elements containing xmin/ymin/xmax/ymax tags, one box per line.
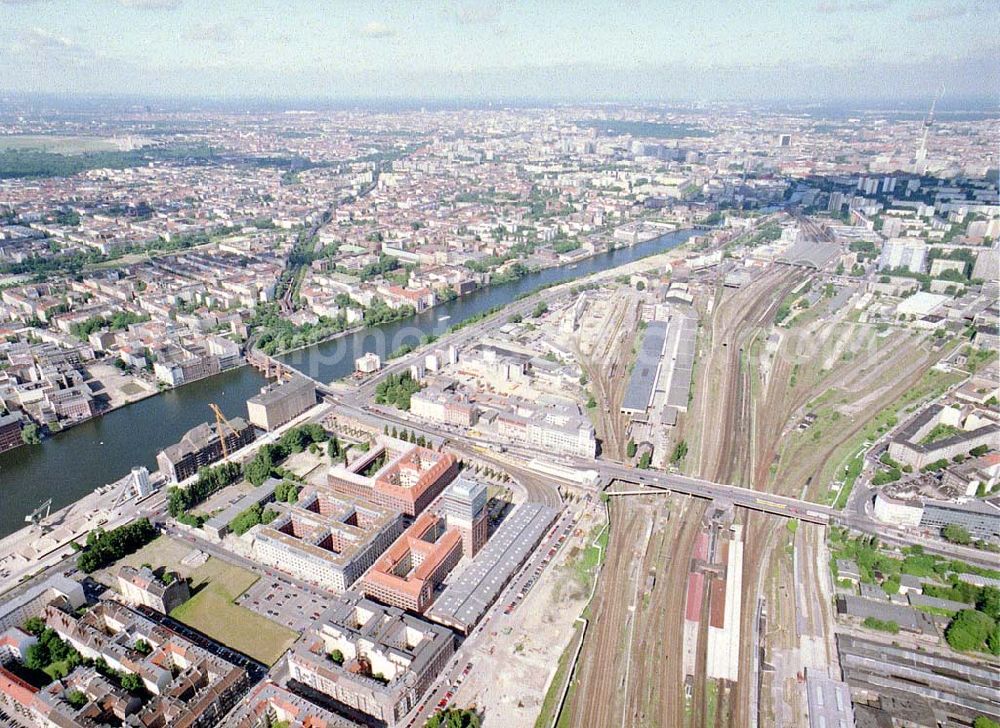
<box><xmin>0</xmin><ymin>228</ymin><xmax>695</xmax><ymax>538</ymax></box>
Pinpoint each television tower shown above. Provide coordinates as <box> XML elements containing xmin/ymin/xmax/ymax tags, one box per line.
<box><xmin>915</xmin><ymin>86</ymin><xmax>944</xmax><ymax>164</ymax></box>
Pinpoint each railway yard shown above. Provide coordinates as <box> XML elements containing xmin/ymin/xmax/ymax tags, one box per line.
<box><xmin>544</xmin><ymin>226</ymin><xmax>985</xmax><ymax>728</ymax></box>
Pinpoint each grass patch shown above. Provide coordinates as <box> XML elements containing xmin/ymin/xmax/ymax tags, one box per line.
<box><xmin>920</xmin><ymin>423</ymin><xmax>963</xmax><ymax>445</ymax></box>
<box><xmin>169</xmin><ymin>562</ymin><xmax>295</xmax><ymax>665</ymax></box>
<box><xmin>706</xmin><ymin>679</ymin><xmax>719</xmax><ymax>725</ymax></box>
<box><xmin>833</xmin><ymin>450</ymin><xmax>865</xmax><ymax>510</ymax></box>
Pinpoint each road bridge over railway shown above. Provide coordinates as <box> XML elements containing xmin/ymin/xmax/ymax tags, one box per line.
<box><xmin>600</xmin><ymin>464</ymin><xmax>833</xmax><ymax>524</ymax></box>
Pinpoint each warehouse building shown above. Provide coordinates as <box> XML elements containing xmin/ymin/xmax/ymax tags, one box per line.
<box><xmin>427</xmin><ymin>502</ymin><xmax>557</xmax><ymax>633</ymax></box>
<box><xmin>247</xmin><ymin>375</ymin><xmax>317</xmax><ymax>431</ymax></box>
<box><xmin>837</xmin><ymin>634</ymin><xmax>1000</xmax><ymax>726</ymax></box>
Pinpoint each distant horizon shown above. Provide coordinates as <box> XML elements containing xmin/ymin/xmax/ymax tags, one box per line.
<box><xmin>1</xmin><ymin>90</ymin><xmax>998</xmax><ymax>116</ymax></box>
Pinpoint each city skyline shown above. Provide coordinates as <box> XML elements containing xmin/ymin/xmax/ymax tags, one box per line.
<box><xmin>1</xmin><ymin>0</ymin><xmax>998</xmax><ymax>102</ymax></box>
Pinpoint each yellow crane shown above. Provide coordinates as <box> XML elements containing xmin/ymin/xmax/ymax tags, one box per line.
<box><xmin>209</xmin><ymin>403</ymin><xmax>238</xmax><ymax>459</ymax></box>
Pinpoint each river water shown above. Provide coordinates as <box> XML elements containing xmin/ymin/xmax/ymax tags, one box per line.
<box><xmin>0</xmin><ymin>228</ymin><xmax>695</xmax><ymax>537</ymax></box>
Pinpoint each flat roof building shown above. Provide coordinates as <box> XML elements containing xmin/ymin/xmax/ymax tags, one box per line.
<box><xmin>837</xmin><ymin>634</ymin><xmax>1000</xmax><ymax>726</ymax></box>
<box><xmin>621</xmin><ymin>321</ymin><xmax>668</xmax><ymax>415</ymax></box>
<box><xmin>427</xmin><ymin>502</ymin><xmax>557</xmax><ymax>634</ymax></box>
<box><xmin>247</xmin><ymin>375</ymin><xmax>317</xmax><ymax>431</ymax></box>
<box><xmin>438</xmin><ymin>474</ymin><xmax>489</xmax><ymax>557</ymax></box>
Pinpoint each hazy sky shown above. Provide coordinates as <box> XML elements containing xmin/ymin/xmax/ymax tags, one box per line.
<box><xmin>1</xmin><ymin>0</ymin><xmax>998</xmax><ymax>102</ymax></box>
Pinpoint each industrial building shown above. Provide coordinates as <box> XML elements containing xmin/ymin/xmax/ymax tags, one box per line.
<box><xmin>427</xmin><ymin>502</ymin><xmax>557</xmax><ymax>634</ymax></box>
<box><xmin>247</xmin><ymin>375</ymin><xmax>317</xmax><ymax>431</ymax></box>
<box><xmin>327</xmin><ymin>437</ymin><xmax>458</xmax><ymax>517</ymax></box>
<box><xmin>287</xmin><ymin>591</ymin><xmax>454</xmax><ymax>728</ymax></box>
<box><xmin>621</xmin><ymin>321</ymin><xmax>668</xmax><ymax>415</ymax></box>
<box><xmin>156</xmin><ymin>416</ymin><xmax>256</xmax><ymax>483</ymax></box>
<box><xmin>361</xmin><ymin>512</ymin><xmax>463</xmax><ymax>613</ymax></box>
<box><xmin>705</xmin><ymin>524</ymin><xmax>743</xmax><ymax>682</ymax></box>
<box><xmin>805</xmin><ymin>670</ymin><xmax>854</xmax><ymax>728</ymax></box>
<box><xmin>837</xmin><ymin>634</ymin><xmax>1000</xmax><ymax>726</ymax></box>
<box><xmin>247</xmin><ymin>484</ymin><xmax>403</xmax><ymax>592</ymax></box>
<box><xmin>621</xmin><ymin>314</ymin><xmax>697</xmax><ymax>426</ymax></box>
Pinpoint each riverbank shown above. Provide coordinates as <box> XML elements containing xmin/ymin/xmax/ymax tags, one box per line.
<box><xmin>0</xmin><ymin>227</ymin><xmax>697</xmax><ymax>539</ymax></box>
<box><xmin>261</xmin><ymin>227</ymin><xmax>688</xmax><ymax>360</ymax></box>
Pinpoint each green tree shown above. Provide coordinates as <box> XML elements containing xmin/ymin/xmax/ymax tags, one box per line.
<box><xmin>24</xmin><ymin>642</ymin><xmax>50</xmax><ymax>670</ymax></box>
<box><xmin>21</xmin><ymin>422</ymin><xmax>41</xmax><ymax>445</ymax></box>
<box><xmin>945</xmin><ymin>609</ymin><xmax>996</xmax><ymax>652</ymax></box>
<box><xmin>671</xmin><ymin>439</ymin><xmax>689</xmax><ymax>464</ymax></box>
<box><xmin>942</xmin><ymin>524</ymin><xmax>972</xmax><ymax>545</ymax></box>
<box><xmin>120</xmin><ymin>672</ymin><xmax>143</xmax><ymax>693</ymax></box>
<box><xmin>976</xmin><ymin>586</ymin><xmax>1000</xmax><ymax>620</ymax></box>
<box><xmin>22</xmin><ymin>617</ymin><xmax>45</xmax><ymax>635</ymax></box>
<box><xmin>425</xmin><ymin>708</ymin><xmax>482</xmax><ymax>728</ymax></box>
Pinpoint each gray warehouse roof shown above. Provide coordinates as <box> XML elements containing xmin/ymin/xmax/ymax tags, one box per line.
<box><xmin>621</xmin><ymin>321</ymin><xmax>669</xmax><ymax>413</ymax></box>
<box><xmin>247</xmin><ymin>374</ymin><xmax>315</xmax><ymax>407</ymax></box>
<box><xmin>427</xmin><ymin>502</ymin><xmax>557</xmax><ymax>632</ymax></box>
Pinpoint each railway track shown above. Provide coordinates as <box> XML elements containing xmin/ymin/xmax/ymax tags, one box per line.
<box><xmin>564</xmin><ymin>504</ymin><xmax>644</xmax><ymax>728</ymax></box>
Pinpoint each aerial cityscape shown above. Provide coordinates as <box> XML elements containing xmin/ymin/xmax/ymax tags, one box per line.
<box><xmin>0</xmin><ymin>2</ymin><xmax>998</xmax><ymax>727</ymax></box>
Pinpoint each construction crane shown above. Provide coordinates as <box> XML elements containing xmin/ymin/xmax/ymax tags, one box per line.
<box><xmin>916</xmin><ymin>86</ymin><xmax>944</xmax><ymax>163</ymax></box>
<box><xmin>24</xmin><ymin>498</ymin><xmax>52</xmax><ymax>527</ymax></box>
<box><xmin>209</xmin><ymin>404</ymin><xmax>239</xmax><ymax>459</ymax></box>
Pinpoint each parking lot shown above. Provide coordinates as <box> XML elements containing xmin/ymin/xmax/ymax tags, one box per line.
<box><xmin>237</xmin><ymin>575</ymin><xmax>334</xmax><ymax>632</ymax></box>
